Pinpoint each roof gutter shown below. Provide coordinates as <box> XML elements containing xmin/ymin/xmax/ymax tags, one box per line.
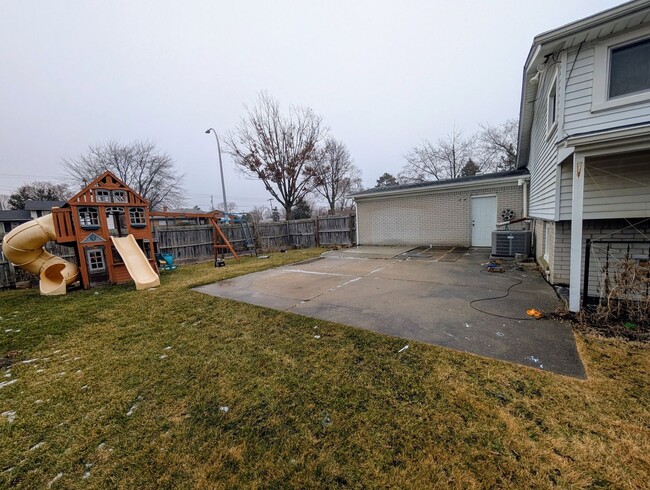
<box><xmin>353</xmin><ymin>173</ymin><xmax>528</xmax><ymax>201</ymax></box>
<box><xmin>533</xmin><ymin>0</ymin><xmax>649</xmax><ymax>46</ymax></box>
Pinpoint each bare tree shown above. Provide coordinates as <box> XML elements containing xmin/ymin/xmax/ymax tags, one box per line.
<box><xmin>401</xmin><ymin>127</ymin><xmax>474</xmax><ymax>182</ymax></box>
<box><xmin>8</xmin><ymin>181</ymin><xmax>71</xmax><ymax>210</ymax></box>
<box><xmin>62</xmin><ymin>140</ymin><xmax>185</xmax><ymax>210</ymax></box>
<box><xmin>312</xmin><ymin>138</ymin><xmax>362</xmax><ymax>213</ymax></box>
<box><xmin>476</xmin><ymin>119</ymin><xmax>518</xmax><ymax>171</ymax></box>
<box><xmin>225</xmin><ymin>92</ymin><xmax>327</xmax><ymax>220</ymax></box>
<box><xmin>247</xmin><ymin>205</ymin><xmax>268</xmax><ymax>224</ymax></box>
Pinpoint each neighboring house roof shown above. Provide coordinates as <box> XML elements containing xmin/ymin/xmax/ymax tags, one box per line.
<box><xmin>516</xmin><ymin>0</ymin><xmax>650</xmax><ymax>168</ymax></box>
<box><xmin>352</xmin><ymin>169</ymin><xmax>529</xmax><ymax>199</ymax></box>
<box><xmin>23</xmin><ymin>200</ymin><xmax>65</xmax><ymax>211</ymax></box>
<box><xmin>0</xmin><ymin>210</ymin><xmax>31</xmax><ymax>221</ymax></box>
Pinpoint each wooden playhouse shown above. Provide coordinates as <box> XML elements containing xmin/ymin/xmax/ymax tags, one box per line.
<box><xmin>51</xmin><ymin>171</ymin><xmax>159</xmax><ymax>289</ymax></box>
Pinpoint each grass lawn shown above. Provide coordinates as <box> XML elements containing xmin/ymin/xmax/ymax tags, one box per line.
<box><xmin>1</xmin><ymin>249</ymin><xmax>649</xmax><ymax>489</ymax></box>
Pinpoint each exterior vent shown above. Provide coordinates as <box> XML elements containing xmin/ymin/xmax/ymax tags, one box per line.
<box><xmin>491</xmin><ymin>230</ymin><xmax>532</xmax><ymax>258</ymax></box>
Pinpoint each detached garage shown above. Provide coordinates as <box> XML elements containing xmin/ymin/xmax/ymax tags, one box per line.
<box><xmin>353</xmin><ymin>169</ymin><xmax>530</xmax><ymax>247</ymax></box>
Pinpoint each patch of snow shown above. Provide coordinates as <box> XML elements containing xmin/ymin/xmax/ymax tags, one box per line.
<box><xmin>47</xmin><ymin>472</ymin><xmax>63</xmax><ymax>487</ymax></box>
<box><xmin>1</xmin><ymin>411</ymin><xmax>16</xmax><ymax>423</ymax></box>
<box><xmin>0</xmin><ymin>379</ymin><xmax>17</xmax><ymax>389</ymax></box>
<box><xmin>30</xmin><ymin>442</ymin><xmax>45</xmax><ymax>451</ymax></box>
<box><xmin>398</xmin><ymin>345</ymin><xmax>409</xmax><ymax>353</ymax></box>
<box><xmin>21</xmin><ymin>358</ymin><xmax>38</xmax><ymax>364</ymax></box>
<box><xmin>164</xmin><ymin>346</ymin><xmax>172</xmax><ymax>350</ymax></box>
<box><xmin>219</xmin><ymin>406</ymin><xmax>229</xmax><ymax>413</ymax></box>
<box><xmin>160</xmin><ymin>354</ymin><xmax>167</xmax><ymax>359</ymax></box>
<box><xmin>126</xmin><ymin>395</ymin><xmax>143</xmax><ymax>416</ymax></box>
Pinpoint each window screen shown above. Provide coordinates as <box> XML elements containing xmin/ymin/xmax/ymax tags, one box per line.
<box><xmin>609</xmin><ymin>38</ymin><xmax>650</xmax><ymax>98</ymax></box>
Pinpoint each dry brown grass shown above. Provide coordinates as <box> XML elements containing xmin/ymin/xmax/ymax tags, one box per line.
<box><xmin>0</xmin><ymin>249</ymin><xmax>649</xmax><ymax>488</ymax></box>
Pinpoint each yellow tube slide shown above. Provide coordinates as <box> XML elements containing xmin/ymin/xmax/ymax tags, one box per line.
<box><xmin>2</xmin><ymin>213</ymin><xmax>79</xmax><ymax>295</ymax></box>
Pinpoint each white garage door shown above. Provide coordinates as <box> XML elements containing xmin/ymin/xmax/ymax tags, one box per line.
<box><xmin>471</xmin><ymin>195</ymin><xmax>497</xmax><ymax>247</ymax></box>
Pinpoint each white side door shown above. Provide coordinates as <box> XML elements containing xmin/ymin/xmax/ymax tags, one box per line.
<box><xmin>471</xmin><ymin>195</ymin><xmax>497</xmax><ymax>247</ymax></box>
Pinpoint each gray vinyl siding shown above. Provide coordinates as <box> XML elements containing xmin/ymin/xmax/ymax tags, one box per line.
<box><xmin>559</xmin><ymin>151</ymin><xmax>650</xmax><ymax>220</ymax></box>
<box><xmin>563</xmin><ymin>40</ymin><xmax>650</xmax><ymax>135</ymax></box>
<box><xmin>528</xmin><ymin>69</ymin><xmax>559</xmax><ymax>220</ymax></box>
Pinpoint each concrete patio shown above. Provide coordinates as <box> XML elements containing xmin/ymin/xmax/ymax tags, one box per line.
<box><xmin>195</xmin><ymin>247</ymin><xmax>585</xmax><ymax>377</ymax></box>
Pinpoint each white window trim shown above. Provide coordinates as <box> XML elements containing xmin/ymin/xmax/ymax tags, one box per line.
<box><xmin>543</xmin><ymin>222</ymin><xmax>551</xmax><ymax>263</ymax></box>
<box><xmin>546</xmin><ymin>71</ymin><xmax>558</xmax><ymax>140</ymax></box>
<box><xmin>592</xmin><ymin>25</ymin><xmax>650</xmax><ymax>113</ymax></box>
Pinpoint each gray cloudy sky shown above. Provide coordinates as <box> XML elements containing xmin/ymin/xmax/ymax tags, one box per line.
<box><xmin>0</xmin><ymin>0</ymin><xmax>622</xmax><ymax>211</ymax></box>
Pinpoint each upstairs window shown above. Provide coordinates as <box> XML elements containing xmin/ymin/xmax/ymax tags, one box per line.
<box><xmin>129</xmin><ymin>207</ymin><xmax>146</xmax><ymax>227</ymax></box>
<box><xmin>609</xmin><ymin>38</ymin><xmax>650</xmax><ymax>99</ymax></box>
<box><xmin>592</xmin><ymin>29</ymin><xmax>650</xmax><ymax>111</ymax></box>
<box><xmin>78</xmin><ymin>207</ymin><xmax>100</xmax><ymax>229</ymax></box>
<box><xmin>95</xmin><ymin>189</ymin><xmax>111</xmax><ymax>203</ymax></box>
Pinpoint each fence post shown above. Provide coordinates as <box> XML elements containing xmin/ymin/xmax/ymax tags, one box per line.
<box><xmin>286</xmin><ymin>220</ymin><xmax>291</xmax><ymax>247</ymax></box>
<box><xmin>315</xmin><ymin>216</ymin><xmax>320</xmax><ymax>247</ymax></box>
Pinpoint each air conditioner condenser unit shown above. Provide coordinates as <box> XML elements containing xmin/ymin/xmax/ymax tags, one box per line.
<box><xmin>491</xmin><ymin>230</ymin><xmax>532</xmax><ymax>258</ymax></box>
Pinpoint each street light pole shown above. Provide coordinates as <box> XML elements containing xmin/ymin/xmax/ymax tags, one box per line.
<box><xmin>205</xmin><ymin>128</ymin><xmax>229</xmax><ymax>222</ymax></box>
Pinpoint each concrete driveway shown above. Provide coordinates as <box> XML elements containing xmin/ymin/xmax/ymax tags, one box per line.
<box><xmin>195</xmin><ymin>247</ymin><xmax>585</xmax><ymax>377</ymax></box>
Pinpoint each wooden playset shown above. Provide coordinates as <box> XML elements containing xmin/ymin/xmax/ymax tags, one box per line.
<box><xmin>2</xmin><ymin>170</ymin><xmax>241</xmax><ymax>295</ymax></box>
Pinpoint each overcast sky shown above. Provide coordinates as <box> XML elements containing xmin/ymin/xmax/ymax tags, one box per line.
<box><xmin>0</xmin><ymin>0</ymin><xmax>624</xmax><ymax>212</ymax></box>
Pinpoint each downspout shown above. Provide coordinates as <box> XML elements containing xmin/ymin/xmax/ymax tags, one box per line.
<box><xmin>519</xmin><ymin>178</ymin><xmax>529</xmax><ymax>218</ymax></box>
<box><xmin>354</xmin><ymin>200</ymin><xmax>359</xmax><ymax>245</ymax></box>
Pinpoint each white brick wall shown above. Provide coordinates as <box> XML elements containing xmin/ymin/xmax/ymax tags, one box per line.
<box><xmin>357</xmin><ymin>183</ymin><xmax>525</xmax><ymax>246</ymax></box>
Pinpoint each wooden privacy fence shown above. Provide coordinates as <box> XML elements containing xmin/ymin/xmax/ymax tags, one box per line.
<box><xmin>0</xmin><ymin>215</ymin><xmax>356</xmax><ymax>286</ymax></box>
<box><xmin>154</xmin><ymin>214</ymin><xmax>356</xmax><ymax>264</ymax></box>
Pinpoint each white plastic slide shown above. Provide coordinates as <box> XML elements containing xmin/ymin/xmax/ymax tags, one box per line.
<box><xmin>110</xmin><ymin>235</ymin><xmax>160</xmax><ymax>290</ymax></box>
<box><xmin>2</xmin><ymin>213</ymin><xmax>79</xmax><ymax>295</ymax></box>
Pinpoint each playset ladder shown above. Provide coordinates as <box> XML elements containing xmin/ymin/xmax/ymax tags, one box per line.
<box><xmin>209</xmin><ymin>217</ymin><xmax>240</xmax><ymax>261</ymax></box>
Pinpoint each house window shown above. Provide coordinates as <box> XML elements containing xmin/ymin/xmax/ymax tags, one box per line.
<box><xmin>592</xmin><ymin>28</ymin><xmax>650</xmax><ymax>111</ymax></box>
<box><xmin>129</xmin><ymin>207</ymin><xmax>146</xmax><ymax>227</ymax></box>
<box><xmin>78</xmin><ymin>207</ymin><xmax>100</xmax><ymax>229</ymax></box>
<box><xmin>609</xmin><ymin>38</ymin><xmax>650</xmax><ymax>99</ymax></box>
<box><xmin>95</xmin><ymin>189</ymin><xmax>111</xmax><ymax>203</ymax></box>
<box><xmin>112</xmin><ymin>190</ymin><xmax>127</xmax><ymax>203</ymax></box>
<box><xmin>547</xmin><ymin>77</ymin><xmax>558</xmax><ymax>134</ymax></box>
<box><xmin>86</xmin><ymin>248</ymin><xmax>106</xmax><ymax>272</ymax></box>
